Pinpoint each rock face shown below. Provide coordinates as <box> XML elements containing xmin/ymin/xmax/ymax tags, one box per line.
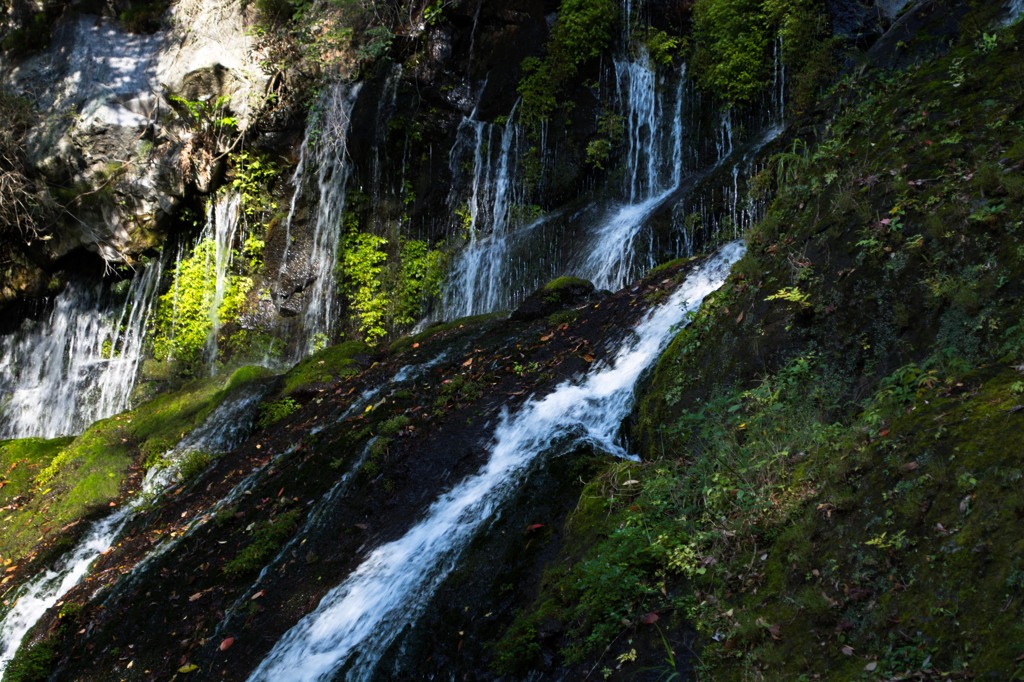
<box><xmin>2</xmin><ymin>0</ymin><xmax>267</xmax><ymax>266</ymax></box>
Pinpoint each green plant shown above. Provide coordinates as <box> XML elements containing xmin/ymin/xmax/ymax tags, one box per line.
<box><xmin>230</xmin><ymin>150</ymin><xmax>279</xmax><ymax>220</ymax></box>
<box><xmin>357</xmin><ymin>25</ymin><xmax>394</xmax><ymax>61</ymax></box>
<box><xmin>177</xmin><ymin>450</ymin><xmax>213</xmax><ymax>481</ymax></box>
<box><xmin>340</xmin><ymin>228</ymin><xmax>389</xmax><ymax>344</ymax></box>
<box><xmin>223</xmin><ymin>509</ymin><xmax>300</xmax><ymax>576</ymax></box>
<box><xmin>765</xmin><ymin>286</ymin><xmax>811</xmax><ymax>309</ymax></box>
<box><xmin>151</xmin><ymin>236</ymin><xmax>253</xmax><ymax>371</ymax></box>
<box><xmin>423</xmin><ymin>0</ymin><xmax>444</xmax><ymax>25</ymax></box>
<box><xmin>258</xmin><ymin>397</ymin><xmax>300</xmax><ymax>428</ymax></box>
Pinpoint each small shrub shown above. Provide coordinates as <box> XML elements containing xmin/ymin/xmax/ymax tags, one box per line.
<box><xmin>223</xmin><ymin>509</ymin><xmax>300</xmax><ymax>577</ymax></box>
<box><xmin>177</xmin><ymin>450</ymin><xmax>213</xmax><ymax>481</ymax></box>
<box><xmin>257</xmin><ymin>397</ymin><xmax>300</xmax><ymax>428</ymax></box>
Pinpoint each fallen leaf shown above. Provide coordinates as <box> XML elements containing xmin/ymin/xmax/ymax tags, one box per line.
<box><xmin>219</xmin><ymin>637</ymin><xmax>235</xmax><ymax>651</ymax></box>
<box><xmin>251</xmin><ymin>590</ymin><xmax>265</xmax><ymax>600</ymax></box>
<box><xmin>736</xmin><ymin>310</ymin><xmax>744</xmax><ymax>323</ymax></box>
<box><xmin>767</xmin><ymin>623</ymin><xmax>781</xmax><ymax>640</ymax></box>
<box><xmin>412</xmin><ymin>342</ymin><xmax>420</xmax><ymax>349</ymax></box>
<box><xmin>902</xmin><ymin>461</ymin><xmax>919</xmax><ymax>472</ymax></box>
<box><xmin>178</xmin><ymin>663</ymin><xmax>199</xmax><ymax>674</ymax></box>
<box><xmin>864</xmin><ymin>661</ymin><xmax>878</xmax><ymax>672</ymax></box>
<box><xmin>462</xmin><ymin>357</ymin><xmax>474</xmax><ymax>367</ymax></box>
<box><xmin>582</xmin><ymin>354</ymin><xmax>595</xmax><ymax>363</ymax></box>
<box><xmin>540</xmin><ymin>333</ymin><xmax>553</xmax><ymax>342</ymax></box>
<box><xmin>841</xmin><ymin>645</ymin><xmax>854</xmax><ymax>656</ymax></box>
<box><xmin>188</xmin><ymin>592</ymin><xmax>204</xmax><ymax>602</ymax></box>
<box><xmin>641</xmin><ymin>612</ymin><xmax>659</xmax><ymax>625</ymax></box>
<box><xmin>526</xmin><ymin>524</ymin><xmax>544</xmax><ymax>532</ymax></box>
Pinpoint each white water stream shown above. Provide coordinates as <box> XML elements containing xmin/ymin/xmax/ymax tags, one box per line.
<box><xmin>248</xmin><ymin>241</ymin><xmax>745</xmax><ymax>682</ymax></box>
<box><xmin>0</xmin><ymin>383</ymin><xmax>266</xmax><ymax>677</ymax></box>
<box><xmin>0</xmin><ymin>260</ymin><xmax>162</xmax><ymax>440</ymax></box>
<box><xmin>299</xmin><ymin>82</ymin><xmax>363</xmax><ymax>356</ymax></box>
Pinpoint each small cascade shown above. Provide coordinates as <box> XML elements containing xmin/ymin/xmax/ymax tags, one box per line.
<box><xmin>772</xmin><ymin>35</ymin><xmax>786</xmax><ymax>126</ymax></box>
<box><xmin>1008</xmin><ymin>0</ymin><xmax>1024</xmax><ymax>24</ymax></box>
<box><xmin>577</xmin><ymin>59</ymin><xmax>688</xmax><ymax>291</ymax></box>
<box><xmin>298</xmin><ymin>82</ymin><xmax>363</xmax><ymax>356</ymax></box>
<box><xmin>205</xmin><ymin>192</ymin><xmax>242</xmax><ymax>370</ymax></box>
<box><xmin>0</xmin><ymin>383</ymin><xmax>267</xmax><ymax>674</ymax></box>
<box><xmin>247</xmin><ymin>242</ymin><xmax>745</xmax><ymax>682</ymax></box>
<box><xmin>0</xmin><ymin>260</ymin><xmax>162</xmax><ymax>440</ymax></box>
<box><xmin>441</xmin><ymin>107</ymin><xmax>523</xmax><ymax>318</ymax></box>
<box><xmin>0</xmin><ymin>508</ymin><xmax>130</xmax><ymax>676</ymax></box>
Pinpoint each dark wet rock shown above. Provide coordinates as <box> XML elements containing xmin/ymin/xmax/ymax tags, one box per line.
<box><xmin>511</xmin><ymin>276</ymin><xmax>598</xmax><ymax>322</ymax></box>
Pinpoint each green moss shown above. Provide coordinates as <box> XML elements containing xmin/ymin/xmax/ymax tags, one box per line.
<box><xmin>3</xmin><ymin>634</ymin><xmax>56</xmax><ymax>682</ymax></box>
<box><xmin>280</xmin><ymin>340</ymin><xmax>368</xmax><ymax>396</ymax></box>
<box><xmin>0</xmin><ymin>366</ymin><xmax>268</xmax><ymax>569</ymax></box>
<box><xmin>223</xmin><ymin>508</ymin><xmax>300</xmax><ymax>577</ymax></box>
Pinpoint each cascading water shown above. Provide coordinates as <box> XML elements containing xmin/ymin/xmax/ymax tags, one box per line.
<box><xmin>0</xmin><ymin>383</ymin><xmax>267</xmax><ymax>676</ymax></box>
<box><xmin>441</xmin><ymin>107</ymin><xmax>523</xmax><ymax>319</ymax></box>
<box><xmin>0</xmin><ymin>260</ymin><xmax>162</xmax><ymax>440</ymax></box>
<box><xmin>297</xmin><ymin>82</ymin><xmax>363</xmax><ymax>356</ymax></box>
<box><xmin>248</xmin><ymin>241</ymin><xmax>745</xmax><ymax>682</ymax></box>
<box><xmin>205</xmin><ymin>191</ymin><xmax>242</xmax><ymax>370</ymax></box>
<box><xmin>577</xmin><ymin>55</ymin><xmax>687</xmax><ymax>291</ymax></box>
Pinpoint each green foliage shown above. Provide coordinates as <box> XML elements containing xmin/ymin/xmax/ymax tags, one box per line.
<box><xmin>764</xmin><ymin>285</ymin><xmax>810</xmax><ymax>308</ymax></box>
<box><xmin>223</xmin><ymin>508</ymin><xmax>300</xmax><ymax>576</ymax></box>
<box><xmin>168</xmin><ymin>94</ymin><xmax>237</xmax><ymax>134</ymax></box>
<box><xmin>177</xmin><ymin>450</ymin><xmax>213</xmax><ymax>482</ymax></box>
<box><xmin>257</xmin><ymin>397</ymin><xmax>300</xmax><ymax>428</ymax></box>
<box><xmin>639</xmin><ymin>27</ymin><xmax>682</xmax><ymax>66</ymax></box>
<box><xmin>3</xmin><ymin>635</ymin><xmax>56</xmax><ymax>682</ymax></box>
<box><xmin>423</xmin><ymin>0</ymin><xmax>444</xmax><ymax>26</ymax></box>
<box><xmin>395</xmin><ymin>239</ymin><xmax>447</xmax><ymax>326</ymax></box>
<box><xmin>585</xmin><ymin>112</ymin><xmax>624</xmax><ymax>170</ymax></box>
<box><xmin>0</xmin><ymin>367</ymin><xmax>267</xmax><ymax>569</ymax></box>
<box><xmin>691</xmin><ymin>0</ymin><xmax>832</xmax><ymax>105</ymax></box>
<box><xmin>357</xmin><ymin>25</ymin><xmax>394</xmax><ymax>61</ymax></box>
<box><xmin>691</xmin><ymin>0</ymin><xmax>769</xmax><ymax>104</ymax></box>
<box><xmin>152</xmin><ymin>235</ymin><xmax>252</xmax><ymax>371</ymax></box>
<box><xmin>230</xmin><ymin>150</ymin><xmax>279</xmax><ymax>220</ymax></box>
<box><xmin>340</xmin><ymin>229</ymin><xmax>390</xmax><ymax>344</ymax></box>
<box><xmin>516</xmin><ymin>0</ymin><xmax>618</xmax><ymax>126</ymax></box>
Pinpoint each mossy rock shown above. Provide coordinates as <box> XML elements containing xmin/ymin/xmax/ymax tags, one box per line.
<box><xmin>511</xmin><ymin>276</ymin><xmax>596</xmax><ymax>322</ymax></box>
<box><xmin>280</xmin><ymin>340</ymin><xmax>371</xmax><ymax>397</ymax></box>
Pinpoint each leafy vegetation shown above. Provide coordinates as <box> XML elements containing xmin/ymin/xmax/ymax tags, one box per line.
<box><xmin>691</xmin><ymin>0</ymin><xmax>832</xmax><ymax>106</ymax></box>
<box><xmin>223</xmin><ymin>508</ymin><xmax>300</xmax><ymax>577</ymax></box>
<box><xmin>517</xmin><ymin>0</ymin><xmax>619</xmax><ymax>127</ymax></box>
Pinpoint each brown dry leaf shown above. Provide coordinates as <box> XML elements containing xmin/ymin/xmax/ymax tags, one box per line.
<box><xmin>462</xmin><ymin>358</ymin><xmax>473</xmax><ymax>367</ymax></box>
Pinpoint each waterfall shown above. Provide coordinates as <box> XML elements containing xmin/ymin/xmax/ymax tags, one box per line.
<box><xmin>247</xmin><ymin>241</ymin><xmax>745</xmax><ymax>682</ymax></box>
<box><xmin>441</xmin><ymin>107</ymin><xmax>523</xmax><ymax>318</ymax></box>
<box><xmin>0</xmin><ymin>260</ymin><xmax>162</xmax><ymax>440</ymax></box>
<box><xmin>205</xmin><ymin>192</ymin><xmax>242</xmax><ymax>370</ymax></box>
<box><xmin>0</xmin><ymin>383</ymin><xmax>267</xmax><ymax>676</ymax></box>
<box><xmin>577</xmin><ymin>58</ymin><xmax>687</xmax><ymax>291</ymax></box>
<box><xmin>298</xmin><ymin>82</ymin><xmax>363</xmax><ymax>356</ymax></box>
